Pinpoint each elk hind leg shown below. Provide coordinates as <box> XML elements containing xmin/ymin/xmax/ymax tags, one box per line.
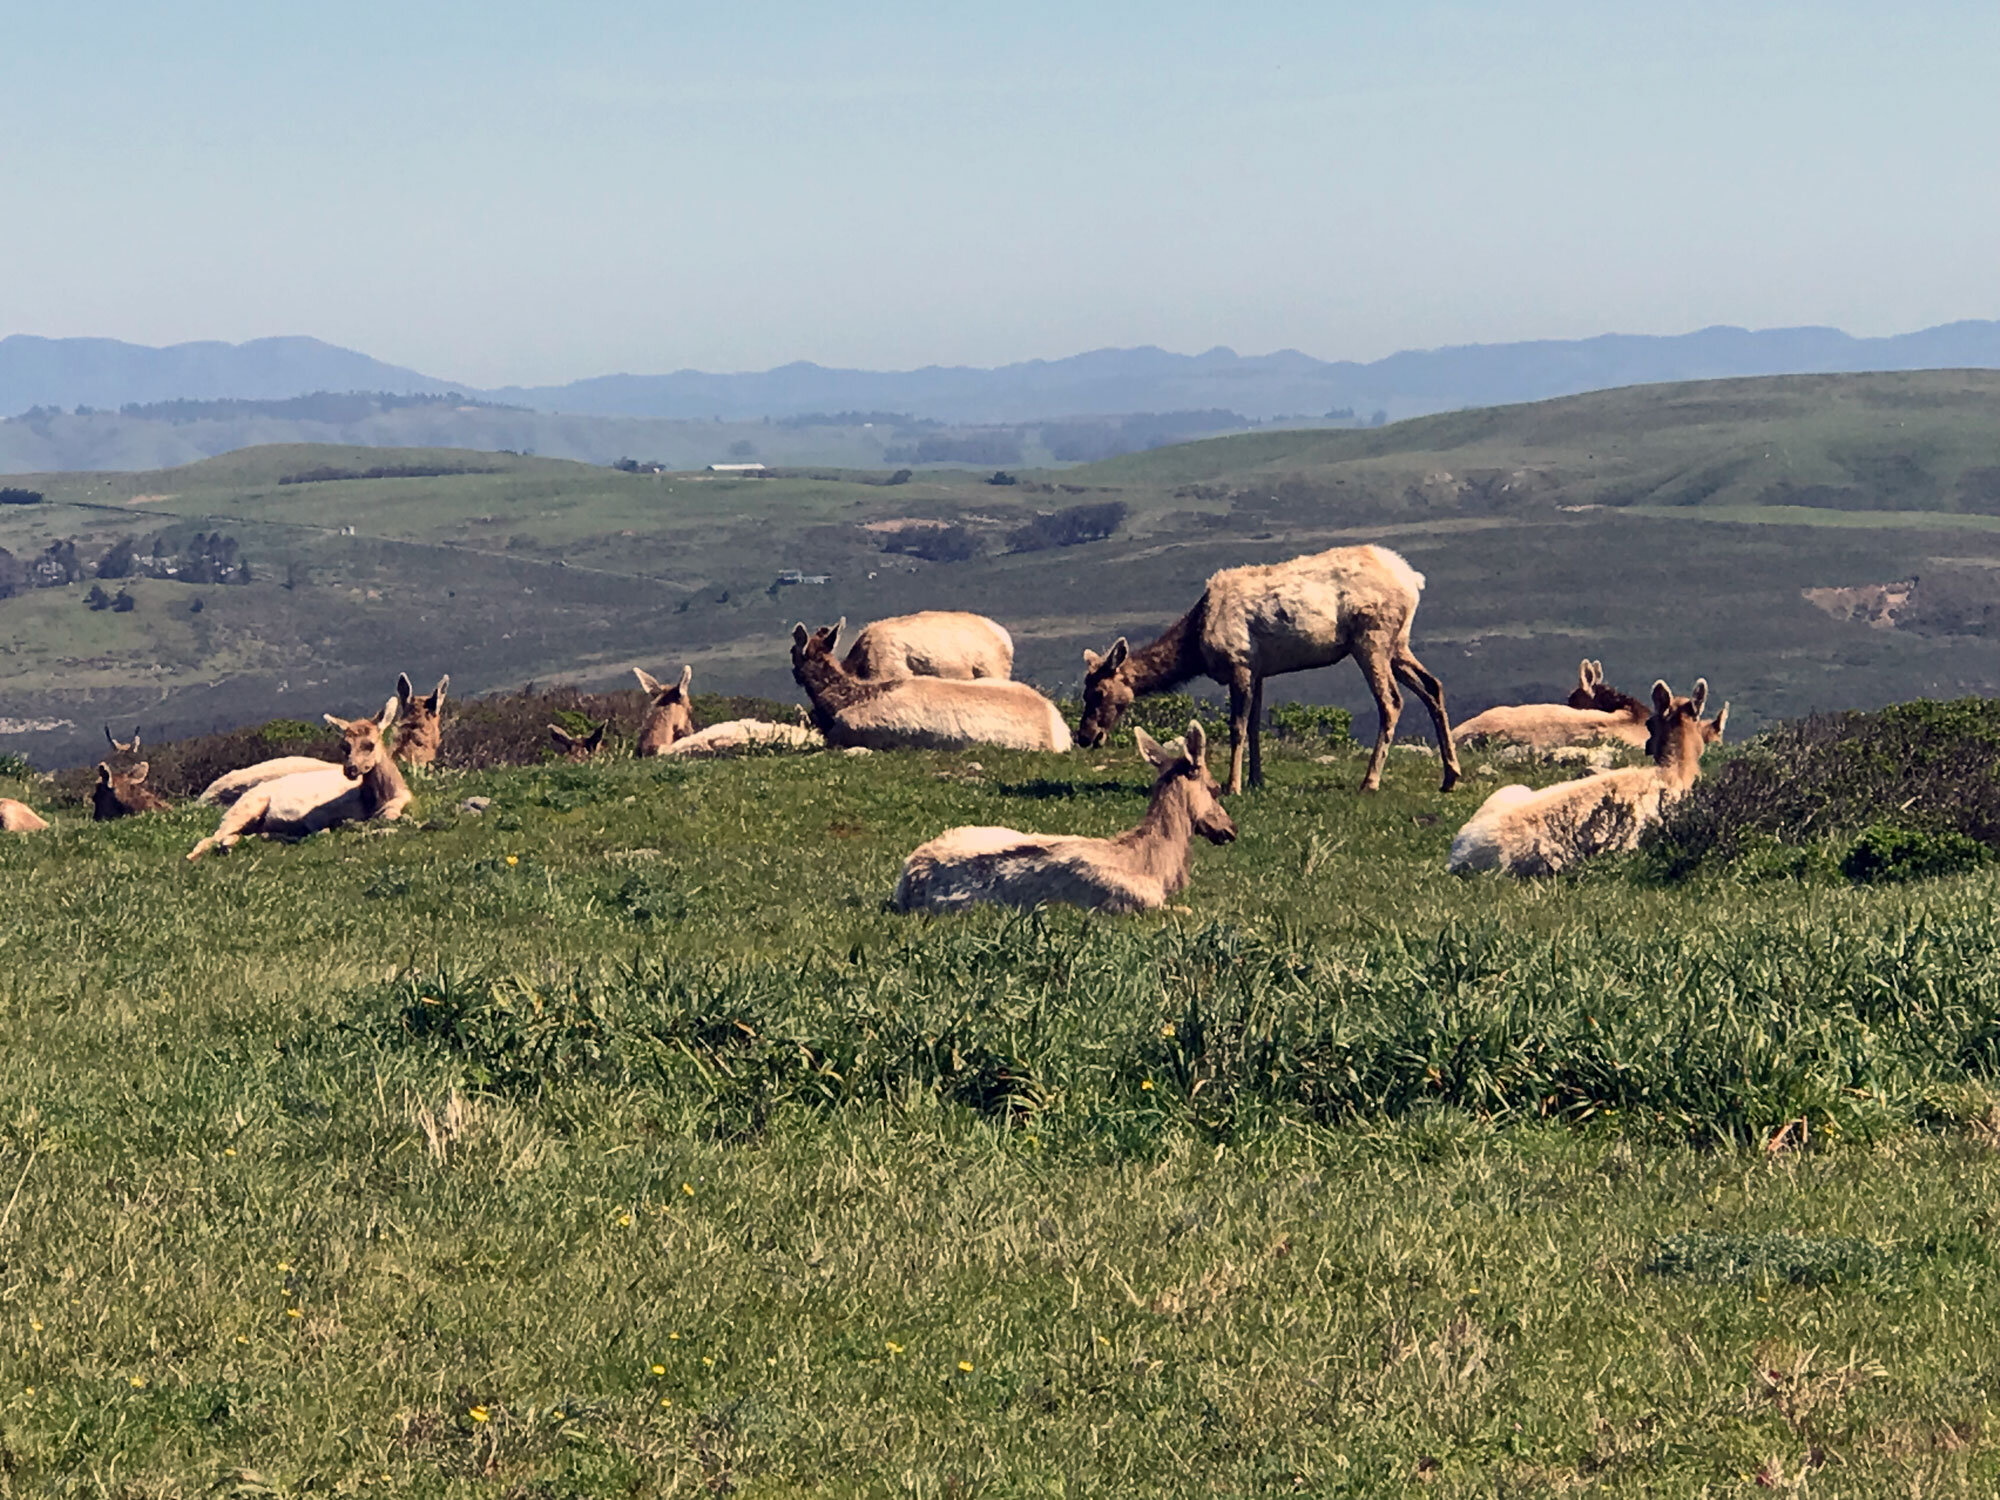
<box><xmin>1354</xmin><ymin>644</ymin><xmax>1403</xmax><ymax>793</ymax></box>
<box><xmin>1226</xmin><ymin>670</ymin><xmax>1253</xmax><ymax>794</ymax></box>
<box><xmin>1247</xmin><ymin>675</ymin><xmax>1266</xmax><ymax>787</ymax></box>
<box><xmin>1393</xmin><ymin>646</ymin><xmax>1461</xmax><ymax>792</ymax></box>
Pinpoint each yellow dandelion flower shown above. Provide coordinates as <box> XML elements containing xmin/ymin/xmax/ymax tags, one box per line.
<box><xmin>958</xmin><ymin>1361</ymin><xmax>974</xmax><ymax>1373</ymax></box>
<box><xmin>660</xmin><ymin>1396</ymin><xmax>673</xmax><ymax>1407</ymax></box>
<box><xmin>505</xmin><ymin>855</ymin><xmax>519</xmax><ymax>867</ymax></box>
<box><xmin>1140</xmin><ymin>1080</ymin><xmax>1154</xmax><ymax>1091</ymax></box>
<box><xmin>681</xmin><ymin>1182</ymin><xmax>694</xmax><ymax>1196</ymax></box>
<box><xmin>885</xmin><ymin>1341</ymin><xmax>904</xmax><ymax>1355</ymax></box>
<box><xmin>651</xmin><ymin>1364</ymin><xmax>666</xmax><ymax>1375</ymax></box>
<box><xmin>286</xmin><ymin>1307</ymin><xmax>302</xmax><ymax>1318</ymax></box>
<box><xmin>223</xmin><ymin>1147</ymin><xmax>237</xmax><ymax>1157</ymax></box>
<box><xmin>1161</xmin><ymin>1023</ymin><xmax>1176</xmax><ymax>1038</ymax></box>
<box><xmin>23</xmin><ymin>1387</ymin><xmax>32</xmax><ymax>1396</ymax></box>
<box><xmin>702</xmin><ymin>1356</ymin><xmax>714</xmax><ymax>1367</ymax></box>
<box><xmin>552</xmin><ymin>1410</ymin><xmax>565</xmax><ymax>1421</ymax></box>
<box><xmin>669</xmin><ymin>1331</ymin><xmax>680</xmax><ymax>1341</ymax></box>
<box><xmin>129</xmin><ymin>1376</ymin><xmax>146</xmax><ymax>1389</ymax></box>
<box><xmin>276</xmin><ymin>1261</ymin><xmax>292</xmax><ymax>1272</ymax></box>
<box><xmin>234</xmin><ymin>1335</ymin><xmax>249</xmax><ymax>1345</ymax></box>
<box><xmin>616</xmin><ymin>1211</ymin><xmax>633</xmax><ymax>1228</ymax></box>
<box><xmin>468</xmin><ymin>1405</ymin><xmax>489</xmax><ymax>1423</ymax></box>
<box><xmin>29</xmin><ymin>1320</ymin><xmax>42</xmax><ymax>1332</ymax></box>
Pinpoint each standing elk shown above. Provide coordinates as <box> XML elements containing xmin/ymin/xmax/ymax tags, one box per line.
<box><xmin>1448</xmin><ymin>679</ymin><xmax>1728</xmax><ymax>876</ymax></box>
<box><xmin>895</xmin><ymin>720</ymin><xmax>1236</xmax><ymax>914</ymax></box>
<box><xmin>1079</xmin><ymin>544</ymin><xmax>1459</xmax><ymax>794</ymax></box>
<box><xmin>841</xmin><ymin>611</ymin><xmax>1014</xmax><ymax>680</ymax></box>
<box><xmin>187</xmin><ymin>694</ymin><xmax>412</xmax><ymax>860</ymax></box>
<box><xmin>792</xmin><ymin>621</ymin><xmax>1071</xmax><ymax>753</ymax></box>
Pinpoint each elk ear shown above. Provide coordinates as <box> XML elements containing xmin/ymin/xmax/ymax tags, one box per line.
<box><xmin>324</xmin><ymin>714</ymin><xmax>350</xmax><ymax>730</ymax></box>
<box><xmin>1651</xmin><ymin>680</ymin><xmax>1673</xmax><ymax>716</ymax></box>
<box><xmin>585</xmin><ymin>723</ymin><xmax>605</xmax><ymax>750</ymax></box>
<box><xmin>397</xmin><ymin>672</ymin><xmax>414</xmax><ymax>703</ymax></box>
<box><xmin>428</xmin><ymin>675</ymin><xmax>449</xmax><ymax>711</ymax></box>
<box><xmin>1134</xmin><ymin>726</ymin><xmax>1170</xmax><ymax>768</ymax></box>
<box><xmin>1082</xmin><ymin>648</ymin><xmax>1102</xmax><ymax>671</ymax></box>
<box><xmin>129</xmin><ymin>762</ymin><xmax>149</xmax><ymax>783</ymax></box>
<box><xmin>97</xmin><ymin>762</ymin><xmax>112</xmax><ymax>783</ymax></box>
<box><xmin>1690</xmin><ymin>678</ymin><xmax>1709</xmax><ymax>717</ymax></box>
<box><xmin>1577</xmin><ymin>659</ymin><xmax>1592</xmax><ymax>687</ymax></box>
<box><xmin>379</xmin><ymin>695</ymin><xmax>401</xmax><ymax>731</ymax></box>
<box><xmin>1107</xmin><ymin>637</ymin><xmax>1129</xmax><ymax>670</ymax></box>
<box><xmin>676</xmin><ymin>664</ymin><xmax>693</xmax><ymax>695</ymax></box>
<box><xmin>1711</xmin><ymin>702</ymin><xmax>1730</xmax><ymax>739</ymax></box>
<box><xmin>829</xmin><ymin>618</ymin><xmax>846</xmax><ymax>651</ymax></box>
<box><xmin>792</xmin><ymin>623</ymin><xmax>809</xmax><ymax>647</ymax></box>
<box><xmin>548</xmin><ymin>724</ymin><xmax>575</xmax><ymax>745</ymax></box>
<box><xmin>1185</xmin><ymin>720</ymin><xmax>1207</xmax><ymax>766</ymax></box>
<box><xmin>634</xmin><ymin>668</ymin><xmax>663</xmax><ymax>695</ymax></box>
<box><xmin>104</xmin><ymin>725</ymin><xmax>117</xmax><ymax>747</ymax></box>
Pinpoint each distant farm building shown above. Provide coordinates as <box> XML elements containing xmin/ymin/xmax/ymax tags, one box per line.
<box><xmin>707</xmin><ymin>462</ymin><xmax>767</xmax><ymax>474</ymax></box>
<box><xmin>774</xmin><ymin>569</ymin><xmax>830</xmax><ymax>586</ymax></box>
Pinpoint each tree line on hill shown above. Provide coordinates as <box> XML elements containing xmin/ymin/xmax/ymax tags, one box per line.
<box><xmin>0</xmin><ymin>529</ymin><xmax>250</xmax><ymax>600</ymax></box>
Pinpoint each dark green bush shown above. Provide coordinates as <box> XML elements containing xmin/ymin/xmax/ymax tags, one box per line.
<box><xmin>1841</xmin><ymin>824</ymin><xmax>1989</xmax><ymax>884</ymax></box>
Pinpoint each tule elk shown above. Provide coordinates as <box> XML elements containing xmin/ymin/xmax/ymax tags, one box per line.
<box><xmin>94</xmin><ymin>761</ymin><xmax>169</xmax><ymax>820</ymax></box>
<box><xmin>1078</xmin><ymin>544</ymin><xmax>1459</xmax><ymax>794</ymax></box>
<box><xmin>841</xmin><ymin>611</ymin><xmax>1014</xmax><ymax>680</ymax></box>
<box><xmin>895</xmin><ymin>720</ymin><xmax>1236</xmax><ymax>914</ymax></box>
<box><xmin>792</xmin><ymin>621</ymin><xmax>1070</xmax><ymax>753</ymax></box>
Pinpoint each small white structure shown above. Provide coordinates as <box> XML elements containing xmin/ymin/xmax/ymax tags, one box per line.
<box><xmin>707</xmin><ymin>462</ymin><xmax>767</xmax><ymax>473</ymax></box>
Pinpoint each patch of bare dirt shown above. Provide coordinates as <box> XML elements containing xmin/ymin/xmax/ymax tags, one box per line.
<box><xmin>1801</xmin><ymin>580</ymin><xmax>1913</xmax><ymax>629</ymax></box>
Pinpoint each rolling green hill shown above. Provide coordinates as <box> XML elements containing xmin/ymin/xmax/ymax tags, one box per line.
<box><xmin>4</xmin><ymin>372</ymin><xmax>2000</xmax><ymax>767</ymax></box>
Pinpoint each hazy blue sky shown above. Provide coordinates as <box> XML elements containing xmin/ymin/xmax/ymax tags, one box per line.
<box><xmin>3</xmin><ymin>2</ymin><xmax>1994</xmax><ymax>385</ymax></box>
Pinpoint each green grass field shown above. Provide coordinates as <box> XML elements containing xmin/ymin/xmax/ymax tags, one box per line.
<box><xmin>5</xmin><ymin>726</ymin><xmax>2000</xmax><ymax>1495</ymax></box>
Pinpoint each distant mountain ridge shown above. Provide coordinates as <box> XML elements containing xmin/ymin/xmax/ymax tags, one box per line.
<box><xmin>7</xmin><ymin>321</ymin><xmax>2000</xmax><ymax>429</ymax></box>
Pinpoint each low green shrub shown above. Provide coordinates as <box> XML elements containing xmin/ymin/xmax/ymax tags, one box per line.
<box><xmin>1841</xmin><ymin>823</ymin><xmax>1989</xmax><ymax>884</ymax></box>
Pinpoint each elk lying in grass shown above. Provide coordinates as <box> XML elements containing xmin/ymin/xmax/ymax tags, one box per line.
<box><xmin>94</xmin><ymin>761</ymin><xmax>169</xmax><ymax>820</ymax></box>
<box><xmin>793</xmin><ymin>621</ymin><xmax>1071</xmax><ymax>752</ymax></box>
<box><xmin>1449</xmin><ymin>679</ymin><xmax>1728</xmax><ymax>876</ymax></box>
<box><xmin>634</xmin><ymin>665</ymin><xmax>697</xmax><ymax>755</ymax></box>
<box><xmin>895</xmin><ymin>720</ymin><xmax>1236</xmax><ymax>914</ymax></box>
<box><xmin>664</xmin><ymin>716</ymin><xmax>822</xmax><ymax>757</ymax></box>
<box><xmin>1453</xmin><ymin>660</ymin><xmax>1654</xmax><ymax>754</ymax></box>
<box><xmin>842</xmin><ymin>611</ymin><xmax>1014</xmax><ymax>680</ymax></box>
<box><xmin>187</xmin><ymin>695</ymin><xmax>412</xmax><ymax>860</ymax></box>
<box><xmin>392</xmin><ymin>673</ymin><xmax>449</xmax><ymax>766</ymax></box>
<box><xmin>0</xmin><ymin>799</ymin><xmax>49</xmax><ymax>833</ymax></box>
<box><xmin>548</xmin><ymin>720</ymin><xmax>607</xmax><ymax>759</ymax></box>
<box><xmin>1078</xmin><ymin>544</ymin><xmax>1458</xmax><ymax>794</ymax></box>
<box><xmin>199</xmin><ymin>755</ymin><xmax>342</xmax><ymax>805</ymax></box>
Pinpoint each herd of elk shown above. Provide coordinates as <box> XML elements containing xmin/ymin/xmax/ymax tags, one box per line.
<box><xmin>3</xmin><ymin>545</ymin><xmax>1737</xmax><ymax>891</ymax></box>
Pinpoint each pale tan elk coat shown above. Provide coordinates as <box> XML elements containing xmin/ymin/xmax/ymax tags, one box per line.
<box><xmin>842</xmin><ymin>612</ymin><xmax>1014</xmax><ymax>680</ymax></box>
<box><xmin>793</xmin><ymin>622</ymin><xmax>1070</xmax><ymax>753</ymax></box>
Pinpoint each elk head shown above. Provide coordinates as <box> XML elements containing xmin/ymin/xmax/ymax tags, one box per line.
<box><xmin>392</xmin><ymin>673</ymin><xmax>449</xmax><ymax>766</ymax></box>
<box><xmin>1077</xmin><ymin>637</ymin><xmax>1132</xmax><ymax>748</ymax></box>
<box><xmin>549</xmin><ymin>720</ymin><xmax>607</xmax><ymax>760</ymax></box>
<box><xmin>1136</xmin><ymin>719</ymin><xmax>1236</xmax><ymax>844</ymax></box>
<box><xmin>93</xmin><ymin>760</ymin><xmax>169</xmax><ymax>820</ymax></box>
<box><xmin>635</xmin><ymin>664</ymin><xmax>696</xmax><ymax>754</ymax></box>
<box><xmin>325</xmin><ymin>696</ymin><xmax>399</xmax><ymax>782</ymax></box>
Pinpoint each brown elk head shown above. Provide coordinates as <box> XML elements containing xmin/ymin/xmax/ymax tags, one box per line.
<box><xmin>93</xmin><ymin>760</ymin><xmax>169</xmax><ymax>820</ymax></box>
<box><xmin>635</xmin><ymin>664</ymin><xmax>696</xmax><ymax>754</ymax></box>
<box><xmin>1644</xmin><ymin>679</ymin><xmax>1729</xmax><ymax>772</ymax></box>
<box><xmin>392</xmin><ymin>673</ymin><xmax>449</xmax><ymax>766</ymax></box>
<box><xmin>1077</xmin><ymin>637</ymin><xmax>1133</xmax><ymax>748</ymax></box>
<box><xmin>789</xmin><ymin>619</ymin><xmax>844</xmax><ymax>673</ymax></box>
<box><xmin>1565</xmin><ymin>660</ymin><xmax>1602</xmax><ymax>710</ymax></box>
<box><xmin>104</xmin><ymin>724</ymin><xmax>142</xmax><ymax>758</ymax></box>
<box><xmin>325</xmin><ymin>695</ymin><xmax>400</xmax><ymax>782</ymax></box>
<box><xmin>549</xmin><ymin>720</ymin><xmax>607</xmax><ymax>760</ymax></box>
<box><xmin>1136</xmin><ymin>720</ymin><xmax>1236</xmax><ymax>845</ymax></box>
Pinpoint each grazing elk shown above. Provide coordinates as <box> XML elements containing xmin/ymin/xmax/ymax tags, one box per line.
<box><xmin>792</xmin><ymin>621</ymin><xmax>1071</xmax><ymax>753</ymax></box>
<box><xmin>1453</xmin><ymin>659</ymin><xmax>1654</xmax><ymax>754</ymax></box>
<box><xmin>186</xmin><ymin>695</ymin><xmax>412</xmax><ymax>860</ymax></box>
<box><xmin>94</xmin><ymin>761</ymin><xmax>170</xmax><ymax>821</ymax></box>
<box><xmin>392</xmin><ymin>673</ymin><xmax>449</xmax><ymax>766</ymax></box>
<box><xmin>634</xmin><ymin>665</ymin><xmax>697</xmax><ymax>755</ymax></box>
<box><xmin>895</xmin><ymin>720</ymin><xmax>1236</xmax><ymax>914</ymax></box>
<box><xmin>1448</xmin><ymin>679</ymin><xmax>1728</xmax><ymax>876</ymax></box>
<box><xmin>1078</xmin><ymin>544</ymin><xmax>1459</xmax><ymax>795</ymax></box>
<box><xmin>548</xmin><ymin>720</ymin><xmax>608</xmax><ymax>760</ymax></box>
<box><xmin>1</xmin><ymin>799</ymin><xmax>49</xmax><ymax>833</ymax></box>
<box><xmin>841</xmin><ymin>611</ymin><xmax>1014</xmax><ymax>680</ymax></box>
